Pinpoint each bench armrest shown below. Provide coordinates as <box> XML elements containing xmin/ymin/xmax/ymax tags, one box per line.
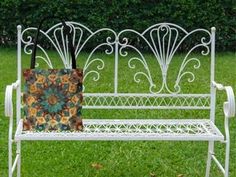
<box><xmin>212</xmin><ymin>81</ymin><xmax>235</xmax><ymax>118</ymax></box>
<box><xmin>5</xmin><ymin>80</ymin><xmax>20</xmax><ymax>118</ymax></box>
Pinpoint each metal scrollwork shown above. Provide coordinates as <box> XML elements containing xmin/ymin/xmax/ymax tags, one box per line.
<box><xmin>119</xmin><ymin>36</ymin><xmax>156</xmax><ymax>93</ymax></box>
<box><xmin>117</xmin><ymin>23</ymin><xmax>212</xmax><ymax>93</ymax></box>
<box><xmin>21</xmin><ymin>22</ymin><xmax>212</xmax><ymax>94</ymax></box>
<box><xmin>21</xmin><ymin>22</ymin><xmax>117</xmax><ymax>92</ymax></box>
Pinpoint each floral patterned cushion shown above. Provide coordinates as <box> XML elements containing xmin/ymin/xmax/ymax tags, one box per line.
<box><xmin>22</xmin><ymin>69</ymin><xmax>83</xmax><ymax>132</ymax></box>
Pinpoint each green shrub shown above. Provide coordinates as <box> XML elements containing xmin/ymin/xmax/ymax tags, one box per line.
<box><xmin>0</xmin><ymin>0</ymin><xmax>235</xmax><ymax>51</ymax></box>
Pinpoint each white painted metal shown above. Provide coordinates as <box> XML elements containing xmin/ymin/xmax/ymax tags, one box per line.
<box><xmin>210</xmin><ymin>27</ymin><xmax>216</xmax><ymax>122</ymax></box>
<box><xmin>224</xmin><ymin>117</ymin><xmax>230</xmax><ymax>177</ymax></box>
<box><xmin>4</xmin><ymin>22</ymin><xmax>236</xmax><ymax>177</ymax></box>
<box><xmin>206</xmin><ymin>27</ymin><xmax>216</xmax><ymax>177</ymax></box>
<box><xmin>83</xmin><ymin>93</ymin><xmax>211</xmax><ymax>109</ymax></box>
<box><xmin>12</xmin><ymin>155</ymin><xmax>20</xmax><ymax>174</ymax></box>
<box><xmin>15</xmin><ymin>119</ymin><xmax>224</xmax><ymax>141</ymax></box>
<box><xmin>5</xmin><ymin>82</ymin><xmax>19</xmax><ymax>177</ymax></box>
<box><xmin>205</xmin><ymin>141</ymin><xmax>214</xmax><ymax>177</ymax></box>
<box><xmin>6</xmin><ymin>85</ymin><xmax>13</xmax><ymax>177</ymax></box>
<box><xmin>212</xmin><ymin>154</ymin><xmax>226</xmax><ymax>175</ymax></box>
<box><xmin>114</xmin><ymin>36</ymin><xmax>119</xmax><ymax>94</ymax></box>
<box><xmin>21</xmin><ymin>22</ymin><xmax>212</xmax><ymax>94</ymax></box>
<box><xmin>205</xmin><ymin>81</ymin><xmax>235</xmax><ymax>177</ymax></box>
<box><xmin>212</xmin><ymin>82</ymin><xmax>236</xmax><ymax>117</ymax></box>
<box><xmin>16</xmin><ymin>25</ymin><xmax>22</xmax><ymax>177</ymax></box>
<box><xmin>117</xmin><ymin>25</ymin><xmax>212</xmax><ymax>94</ymax></box>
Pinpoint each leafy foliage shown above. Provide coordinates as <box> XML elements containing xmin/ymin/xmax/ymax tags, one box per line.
<box><xmin>0</xmin><ymin>0</ymin><xmax>235</xmax><ymax>51</ymax></box>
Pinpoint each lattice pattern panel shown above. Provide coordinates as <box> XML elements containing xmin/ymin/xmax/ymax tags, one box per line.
<box><xmin>84</xmin><ymin>121</ymin><xmax>211</xmax><ymax>135</ymax></box>
<box><xmin>16</xmin><ymin>119</ymin><xmax>224</xmax><ymax>141</ymax></box>
<box><xmin>83</xmin><ymin>94</ymin><xmax>211</xmax><ymax>109</ymax></box>
<box><xmin>81</xmin><ymin>120</ymin><xmax>223</xmax><ymax>139</ymax></box>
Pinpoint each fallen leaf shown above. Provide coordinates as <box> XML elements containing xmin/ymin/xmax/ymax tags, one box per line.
<box><xmin>150</xmin><ymin>172</ymin><xmax>156</xmax><ymax>177</ymax></box>
<box><xmin>91</xmin><ymin>163</ymin><xmax>103</xmax><ymax>170</ymax></box>
<box><xmin>177</xmin><ymin>174</ymin><xmax>184</xmax><ymax>177</ymax></box>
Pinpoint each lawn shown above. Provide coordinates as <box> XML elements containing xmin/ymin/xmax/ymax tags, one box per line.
<box><xmin>0</xmin><ymin>47</ymin><xmax>235</xmax><ymax>177</ymax></box>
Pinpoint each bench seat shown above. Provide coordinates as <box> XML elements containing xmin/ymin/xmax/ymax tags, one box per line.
<box><xmin>15</xmin><ymin>119</ymin><xmax>224</xmax><ymax>141</ymax></box>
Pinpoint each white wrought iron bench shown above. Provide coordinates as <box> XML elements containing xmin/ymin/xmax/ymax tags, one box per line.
<box><xmin>5</xmin><ymin>22</ymin><xmax>235</xmax><ymax>177</ymax></box>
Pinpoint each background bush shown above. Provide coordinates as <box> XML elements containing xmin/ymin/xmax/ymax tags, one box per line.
<box><xmin>0</xmin><ymin>0</ymin><xmax>235</xmax><ymax>51</ymax></box>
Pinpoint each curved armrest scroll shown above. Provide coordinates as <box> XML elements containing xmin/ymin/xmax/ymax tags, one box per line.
<box><xmin>4</xmin><ymin>81</ymin><xmax>20</xmax><ymax>118</ymax></box>
<box><xmin>212</xmin><ymin>81</ymin><xmax>235</xmax><ymax>118</ymax></box>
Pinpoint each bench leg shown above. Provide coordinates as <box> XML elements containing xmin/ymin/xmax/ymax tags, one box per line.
<box><xmin>8</xmin><ymin>115</ymin><xmax>13</xmax><ymax>177</ymax></box>
<box><xmin>8</xmin><ymin>140</ymin><xmax>21</xmax><ymax>177</ymax></box>
<box><xmin>205</xmin><ymin>141</ymin><xmax>214</xmax><ymax>177</ymax></box>
<box><xmin>17</xmin><ymin>141</ymin><xmax>21</xmax><ymax>177</ymax></box>
<box><xmin>8</xmin><ymin>118</ymin><xmax>21</xmax><ymax>177</ymax></box>
<box><xmin>206</xmin><ymin>118</ymin><xmax>231</xmax><ymax>177</ymax></box>
<box><xmin>224</xmin><ymin>141</ymin><xmax>230</xmax><ymax>177</ymax></box>
<box><xmin>8</xmin><ymin>135</ymin><xmax>12</xmax><ymax>177</ymax></box>
<box><xmin>224</xmin><ymin>118</ymin><xmax>230</xmax><ymax>177</ymax></box>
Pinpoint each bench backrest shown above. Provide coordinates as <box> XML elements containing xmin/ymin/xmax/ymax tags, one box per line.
<box><xmin>18</xmin><ymin>22</ymin><xmax>216</xmax><ymax>119</ymax></box>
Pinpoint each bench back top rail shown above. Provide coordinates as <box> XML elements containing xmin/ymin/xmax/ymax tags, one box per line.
<box><xmin>18</xmin><ymin>22</ymin><xmax>216</xmax><ymax>110</ymax></box>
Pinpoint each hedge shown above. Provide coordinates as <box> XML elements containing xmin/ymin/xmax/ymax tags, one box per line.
<box><xmin>0</xmin><ymin>0</ymin><xmax>235</xmax><ymax>51</ymax></box>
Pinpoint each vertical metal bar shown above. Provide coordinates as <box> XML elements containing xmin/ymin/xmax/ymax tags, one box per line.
<box><xmin>210</xmin><ymin>27</ymin><xmax>216</xmax><ymax>122</ymax></box>
<box><xmin>224</xmin><ymin>117</ymin><xmax>230</xmax><ymax>177</ymax></box>
<box><xmin>114</xmin><ymin>37</ymin><xmax>118</xmax><ymax>94</ymax></box>
<box><xmin>17</xmin><ymin>25</ymin><xmax>21</xmax><ymax>124</ymax></box>
<box><xmin>17</xmin><ymin>142</ymin><xmax>21</xmax><ymax>177</ymax></box>
<box><xmin>207</xmin><ymin>27</ymin><xmax>216</xmax><ymax>177</ymax></box>
<box><xmin>8</xmin><ymin>122</ymin><xmax>12</xmax><ymax>177</ymax></box>
<box><xmin>8</xmin><ymin>87</ymin><xmax>13</xmax><ymax>177</ymax></box>
<box><xmin>205</xmin><ymin>141</ymin><xmax>214</xmax><ymax>177</ymax></box>
<box><xmin>16</xmin><ymin>25</ymin><xmax>22</xmax><ymax>177</ymax></box>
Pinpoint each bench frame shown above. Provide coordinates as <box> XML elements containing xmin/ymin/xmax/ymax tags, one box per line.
<box><xmin>5</xmin><ymin>22</ymin><xmax>235</xmax><ymax>177</ymax></box>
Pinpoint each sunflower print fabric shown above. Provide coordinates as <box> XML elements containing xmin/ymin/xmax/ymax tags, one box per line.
<box><xmin>23</xmin><ymin>69</ymin><xmax>83</xmax><ymax>132</ymax></box>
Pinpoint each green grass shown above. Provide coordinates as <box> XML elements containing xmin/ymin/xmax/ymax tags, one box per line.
<box><xmin>0</xmin><ymin>47</ymin><xmax>235</xmax><ymax>177</ymax></box>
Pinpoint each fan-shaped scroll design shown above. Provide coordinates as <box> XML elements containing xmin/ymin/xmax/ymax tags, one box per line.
<box><xmin>118</xmin><ymin>23</ymin><xmax>212</xmax><ymax>94</ymax></box>
<box><xmin>21</xmin><ymin>22</ymin><xmax>212</xmax><ymax>94</ymax></box>
<box><xmin>118</xmin><ymin>35</ymin><xmax>156</xmax><ymax>93</ymax></box>
<box><xmin>82</xmin><ymin>34</ymin><xmax>116</xmax><ymax>91</ymax></box>
<box><xmin>22</xmin><ymin>27</ymin><xmax>54</xmax><ymax>68</ymax></box>
<box><xmin>21</xmin><ymin>22</ymin><xmax>117</xmax><ymax>91</ymax></box>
